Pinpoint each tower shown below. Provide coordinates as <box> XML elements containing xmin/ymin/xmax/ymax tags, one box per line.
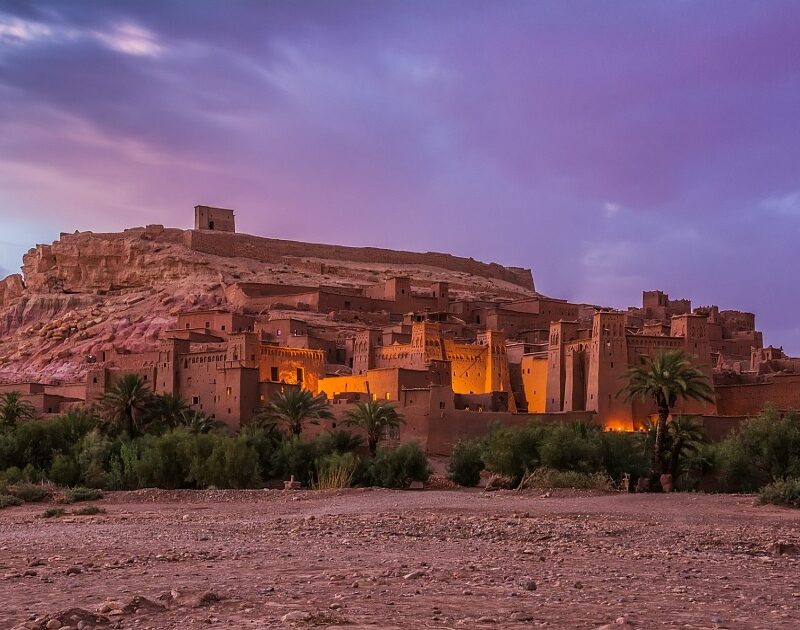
<box><xmin>586</xmin><ymin>311</ymin><xmax>630</xmax><ymax>427</ymax></box>
<box><xmin>545</xmin><ymin>320</ymin><xmax>579</xmax><ymax>412</ymax></box>
<box><xmin>194</xmin><ymin>205</ymin><xmax>236</xmax><ymax>232</ymax></box>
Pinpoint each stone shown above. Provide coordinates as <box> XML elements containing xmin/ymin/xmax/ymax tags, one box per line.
<box><xmin>403</xmin><ymin>570</ymin><xmax>426</xmax><ymax>580</ymax></box>
<box><xmin>46</xmin><ymin>621</ymin><xmax>62</xmax><ymax>630</ymax></box>
<box><xmin>524</xmin><ymin>579</ymin><xmax>537</xmax><ymax>591</ymax></box>
<box><xmin>281</xmin><ymin>611</ymin><xmax>312</xmax><ymax>622</ymax></box>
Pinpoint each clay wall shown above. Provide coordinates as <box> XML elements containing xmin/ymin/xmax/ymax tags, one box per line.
<box><xmin>258</xmin><ymin>345</ymin><xmax>324</xmax><ymax>392</ymax></box>
<box><xmin>425</xmin><ymin>410</ymin><xmax>596</xmax><ymax>456</ymax></box>
<box><xmin>184</xmin><ymin>230</ymin><xmax>535</xmax><ymax>290</ymax></box>
<box><xmin>520</xmin><ymin>354</ymin><xmax>548</xmax><ymax>413</ymax></box>
<box><xmin>176</xmin><ymin>311</ymin><xmax>254</xmax><ymax>335</ymax></box>
<box><xmin>715</xmin><ymin>374</ymin><xmax>800</xmax><ymax>416</ymax></box>
<box><xmin>194</xmin><ymin>206</ymin><xmax>235</xmax><ymax>232</ymax></box>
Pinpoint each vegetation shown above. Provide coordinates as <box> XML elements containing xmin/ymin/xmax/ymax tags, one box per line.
<box><xmin>72</xmin><ymin>505</ymin><xmax>105</xmax><ymax>516</ymax></box>
<box><xmin>0</xmin><ymin>494</ymin><xmax>22</xmax><ymax>508</ymax></box>
<box><xmin>343</xmin><ymin>400</ymin><xmax>403</xmax><ymax>456</ymax></box>
<box><xmin>0</xmin><ymin>391</ymin><xmax>36</xmax><ymax>429</ymax></box>
<box><xmin>619</xmin><ymin>350</ymin><xmax>714</xmax><ymax>484</ymax></box>
<box><xmin>255</xmin><ymin>388</ymin><xmax>334</xmax><ymax>436</ymax></box>
<box><xmin>66</xmin><ymin>486</ymin><xmax>104</xmax><ymax>502</ymax></box>
<box><xmin>447</xmin><ymin>439</ymin><xmax>485</xmax><ymax>487</ymax></box>
<box><xmin>365</xmin><ymin>441</ymin><xmax>430</xmax><ymax>488</ymax></box>
<box><xmin>314</xmin><ymin>452</ymin><xmax>359</xmax><ymax>490</ymax></box>
<box><xmin>520</xmin><ymin>468</ymin><xmax>614</xmax><ymax>491</ymax></box>
<box><xmin>100</xmin><ymin>374</ymin><xmax>157</xmax><ymax>436</ymax></box>
<box><xmin>759</xmin><ymin>478</ymin><xmax>800</xmax><ymax>508</ymax></box>
<box><xmin>42</xmin><ymin>507</ymin><xmax>66</xmax><ymax>518</ymax></box>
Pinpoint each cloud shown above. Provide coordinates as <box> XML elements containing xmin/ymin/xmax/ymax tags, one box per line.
<box><xmin>761</xmin><ymin>191</ymin><xmax>800</xmax><ymax>216</ymax></box>
<box><xmin>0</xmin><ymin>15</ymin><xmax>52</xmax><ymax>44</ymax></box>
<box><xmin>603</xmin><ymin>201</ymin><xmax>621</xmax><ymax>218</ymax></box>
<box><xmin>92</xmin><ymin>22</ymin><xmax>162</xmax><ymax>57</ymax></box>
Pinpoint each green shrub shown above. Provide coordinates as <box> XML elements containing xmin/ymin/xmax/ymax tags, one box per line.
<box><xmin>10</xmin><ymin>483</ymin><xmax>49</xmax><ymax>502</ymax></box>
<box><xmin>482</xmin><ymin>423</ymin><xmax>544</xmax><ymax>484</ymax></box>
<box><xmin>271</xmin><ymin>436</ymin><xmax>319</xmax><ymax>484</ymax></box>
<box><xmin>315</xmin><ymin>429</ymin><xmax>364</xmax><ymax>455</ymax></box>
<box><xmin>367</xmin><ymin>441</ymin><xmax>430</xmax><ymax>488</ymax></box>
<box><xmin>0</xmin><ymin>494</ymin><xmax>22</xmax><ymax>508</ymax></box>
<box><xmin>521</xmin><ymin>468</ymin><xmax>613</xmax><ymax>491</ymax></box>
<box><xmin>759</xmin><ymin>478</ymin><xmax>800</xmax><ymax>508</ymax></box>
<box><xmin>42</xmin><ymin>507</ymin><xmax>65</xmax><ymax>518</ymax></box>
<box><xmin>597</xmin><ymin>431</ymin><xmax>649</xmax><ymax>480</ymax></box>
<box><xmin>72</xmin><ymin>505</ymin><xmax>105</xmax><ymax>516</ymax></box>
<box><xmin>721</xmin><ymin>408</ymin><xmax>800</xmax><ymax>492</ymax></box>
<box><xmin>447</xmin><ymin>440</ymin><xmax>485</xmax><ymax>487</ymax></box>
<box><xmin>539</xmin><ymin>424</ymin><xmax>602</xmax><ymax>473</ymax></box>
<box><xmin>0</xmin><ymin>466</ymin><xmax>23</xmax><ymax>485</ymax></box>
<box><xmin>315</xmin><ymin>452</ymin><xmax>359</xmax><ymax>489</ymax></box>
<box><xmin>49</xmin><ymin>454</ymin><xmax>82</xmax><ymax>487</ymax></box>
<box><xmin>67</xmin><ymin>487</ymin><xmax>104</xmax><ymax>502</ymax></box>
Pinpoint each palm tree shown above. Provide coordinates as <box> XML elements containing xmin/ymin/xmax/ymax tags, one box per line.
<box><xmin>255</xmin><ymin>388</ymin><xmax>333</xmax><ymax>437</ymax></box>
<box><xmin>0</xmin><ymin>391</ymin><xmax>36</xmax><ymax>428</ymax></box>
<box><xmin>153</xmin><ymin>393</ymin><xmax>190</xmax><ymax>428</ymax></box>
<box><xmin>343</xmin><ymin>399</ymin><xmax>404</xmax><ymax>456</ymax></box>
<box><xmin>176</xmin><ymin>409</ymin><xmax>224</xmax><ymax>434</ymax></box>
<box><xmin>100</xmin><ymin>374</ymin><xmax>156</xmax><ymax>436</ymax></box>
<box><xmin>620</xmin><ymin>349</ymin><xmax>714</xmax><ymax>483</ymax></box>
<box><xmin>666</xmin><ymin>415</ymin><xmax>708</xmax><ymax>480</ymax></box>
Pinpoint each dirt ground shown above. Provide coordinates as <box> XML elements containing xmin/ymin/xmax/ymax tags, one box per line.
<box><xmin>0</xmin><ymin>489</ymin><xmax>798</xmax><ymax>630</ymax></box>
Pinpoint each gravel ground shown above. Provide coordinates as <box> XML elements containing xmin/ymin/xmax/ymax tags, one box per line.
<box><xmin>0</xmin><ymin>488</ymin><xmax>798</xmax><ymax>629</ymax></box>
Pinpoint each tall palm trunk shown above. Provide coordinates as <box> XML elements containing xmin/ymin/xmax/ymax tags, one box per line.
<box><xmin>653</xmin><ymin>403</ymin><xmax>669</xmax><ymax>478</ymax></box>
<box><xmin>368</xmin><ymin>437</ymin><xmax>378</xmax><ymax>457</ymax></box>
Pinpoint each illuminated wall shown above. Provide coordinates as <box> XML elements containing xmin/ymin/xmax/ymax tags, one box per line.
<box><xmin>520</xmin><ymin>354</ymin><xmax>548</xmax><ymax>412</ymax></box>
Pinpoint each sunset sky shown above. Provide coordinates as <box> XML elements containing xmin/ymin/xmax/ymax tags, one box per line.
<box><xmin>1</xmin><ymin>1</ymin><xmax>799</xmax><ymax>351</ymax></box>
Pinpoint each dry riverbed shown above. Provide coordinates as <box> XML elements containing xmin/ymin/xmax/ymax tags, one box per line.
<box><xmin>0</xmin><ymin>488</ymin><xmax>798</xmax><ymax>629</ymax></box>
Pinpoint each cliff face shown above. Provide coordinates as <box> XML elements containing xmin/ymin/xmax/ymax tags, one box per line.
<box><xmin>0</xmin><ymin>225</ymin><xmax>536</xmax><ymax>383</ymax></box>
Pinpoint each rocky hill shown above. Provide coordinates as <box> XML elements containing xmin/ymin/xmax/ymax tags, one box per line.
<box><xmin>0</xmin><ymin>224</ymin><xmax>535</xmax><ymax>383</ymax></box>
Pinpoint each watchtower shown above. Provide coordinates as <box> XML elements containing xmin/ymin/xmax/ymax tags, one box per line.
<box><xmin>194</xmin><ymin>205</ymin><xmax>236</xmax><ymax>232</ymax></box>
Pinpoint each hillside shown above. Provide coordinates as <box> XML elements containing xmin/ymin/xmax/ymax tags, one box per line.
<box><xmin>0</xmin><ymin>224</ymin><xmax>535</xmax><ymax>383</ymax></box>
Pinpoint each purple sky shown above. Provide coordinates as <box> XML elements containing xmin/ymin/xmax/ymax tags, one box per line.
<box><xmin>1</xmin><ymin>1</ymin><xmax>799</xmax><ymax>352</ymax></box>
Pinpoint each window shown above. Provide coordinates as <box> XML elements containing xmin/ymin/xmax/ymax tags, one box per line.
<box><xmin>92</xmin><ymin>377</ymin><xmax>97</xmax><ymax>384</ymax></box>
<box><xmin>185</xmin><ymin>323</ymin><xmax>190</xmax><ymax>329</ymax></box>
<box><xmin>385</xmin><ymin>392</ymin><xmax>391</xmax><ymax>400</ymax></box>
<box><xmin>296</xmin><ymin>368</ymin><xmax>304</xmax><ymax>383</ymax></box>
<box><xmin>226</xmin><ymin>386</ymin><xmax>232</xmax><ymax>397</ymax></box>
<box><xmin>439</xmin><ymin>401</ymin><xmax>446</xmax><ymax>409</ymax></box>
<box><xmin>270</xmin><ymin>367</ymin><xmax>278</xmax><ymax>381</ymax></box>
<box><xmin>192</xmin><ymin>396</ymin><xmax>200</xmax><ymax>405</ymax></box>
<box><xmin>221</xmin><ymin>325</ymin><xmax>226</xmax><ymax>331</ymax></box>
<box><xmin>205</xmin><ymin>321</ymin><xmax>210</xmax><ymax>328</ymax></box>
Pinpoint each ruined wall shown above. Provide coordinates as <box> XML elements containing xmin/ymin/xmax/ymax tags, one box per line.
<box><xmin>184</xmin><ymin>230</ymin><xmax>535</xmax><ymax>290</ymax></box>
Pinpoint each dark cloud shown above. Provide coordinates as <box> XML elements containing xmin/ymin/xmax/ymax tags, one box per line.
<box><xmin>1</xmin><ymin>0</ymin><xmax>799</xmax><ymax>351</ymax></box>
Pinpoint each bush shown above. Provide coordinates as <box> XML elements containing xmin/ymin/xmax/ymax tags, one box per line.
<box><xmin>521</xmin><ymin>468</ymin><xmax>614</xmax><ymax>491</ymax></box>
<box><xmin>271</xmin><ymin>436</ymin><xmax>319</xmax><ymax>484</ymax></box>
<box><xmin>482</xmin><ymin>423</ymin><xmax>544</xmax><ymax>484</ymax></box>
<box><xmin>597</xmin><ymin>431</ymin><xmax>649</xmax><ymax>480</ymax></box>
<box><xmin>67</xmin><ymin>487</ymin><xmax>104</xmax><ymax>502</ymax></box>
<box><xmin>10</xmin><ymin>483</ymin><xmax>49</xmax><ymax>502</ymax></box>
<box><xmin>759</xmin><ymin>478</ymin><xmax>800</xmax><ymax>508</ymax></box>
<box><xmin>49</xmin><ymin>454</ymin><xmax>82</xmax><ymax>487</ymax></box>
<box><xmin>539</xmin><ymin>424</ymin><xmax>602</xmax><ymax>473</ymax></box>
<box><xmin>0</xmin><ymin>466</ymin><xmax>23</xmax><ymax>485</ymax></box>
<box><xmin>366</xmin><ymin>441</ymin><xmax>430</xmax><ymax>488</ymax></box>
<box><xmin>0</xmin><ymin>494</ymin><xmax>22</xmax><ymax>508</ymax></box>
<box><xmin>315</xmin><ymin>452</ymin><xmax>359</xmax><ymax>490</ymax></box>
<box><xmin>72</xmin><ymin>505</ymin><xmax>105</xmax><ymax>515</ymax></box>
<box><xmin>42</xmin><ymin>507</ymin><xmax>65</xmax><ymax>518</ymax></box>
<box><xmin>447</xmin><ymin>440</ymin><xmax>485</xmax><ymax>487</ymax></box>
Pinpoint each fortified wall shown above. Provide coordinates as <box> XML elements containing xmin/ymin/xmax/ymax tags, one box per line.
<box><xmin>183</xmin><ymin>229</ymin><xmax>535</xmax><ymax>290</ymax></box>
